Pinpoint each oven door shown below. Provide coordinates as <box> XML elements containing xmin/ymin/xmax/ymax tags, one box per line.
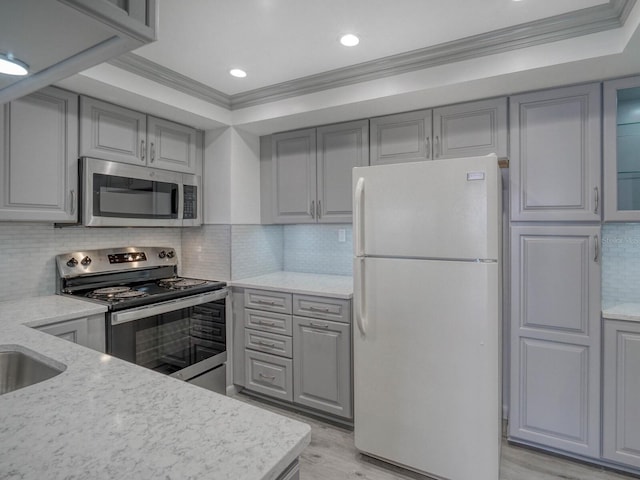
<box><xmin>108</xmin><ymin>290</ymin><xmax>227</xmax><ymax>386</ymax></box>
<box><xmin>81</xmin><ymin>157</ymin><xmax>184</xmax><ymax>227</ymax></box>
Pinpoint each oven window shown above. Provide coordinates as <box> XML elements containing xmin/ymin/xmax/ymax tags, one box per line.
<box><xmin>109</xmin><ymin>300</ymin><xmax>225</xmax><ymax>374</ymax></box>
<box><xmin>93</xmin><ymin>173</ymin><xmax>179</xmax><ymax>219</ymax></box>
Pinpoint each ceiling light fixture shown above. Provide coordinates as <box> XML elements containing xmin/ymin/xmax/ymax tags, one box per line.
<box><xmin>0</xmin><ymin>53</ymin><xmax>29</xmax><ymax>76</ymax></box>
<box><xmin>340</xmin><ymin>34</ymin><xmax>360</xmax><ymax>47</ymax></box>
<box><xmin>229</xmin><ymin>68</ymin><xmax>247</xmax><ymax>78</ymax></box>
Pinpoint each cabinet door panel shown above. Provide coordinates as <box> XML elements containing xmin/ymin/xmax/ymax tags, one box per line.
<box><xmin>509</xmin><ymin>225</ymin><xmax>601</xmax><ymax>458</ymax></box>
<box><xmin>316</xmin><ymin>120</ymin><xmax>368</xmax><ymax>223</ymax></box>
<box><xmin>147</xmin><ymin>116</ymin><xmax>197</xmax><ymax>173</ymax></box>
<box><xmin>245</xmin><ymin>349</ymin><xmax>293</xmax><ymax>401</ymax></box>
<box><xmin>80</xmin><ymin>96</ymin><xmax>146</xmax><ymax>165</ymax></box>
<box><xmin>370</xmin><ymin>110</ymin><xmax>432</xmax><ymax>165</ymax></box>
<box><xmin>272</xmin><ymin>129</ymin><xmax>316</xmax><ymax>223</ymax></box>
<box><xmin>603</xmin><ymin>320</ymin><xmax>640</xmax><ymax>468</ymax></box>
<box><xmin>293</xmin><ymin>316</ymin><xmax>351</xmax><ymax>418</ymax></box>
<box><xmin>0</xmin><ymin>86</ymin><xmax>78</xmax><ymax>222</ymax></box>
<box><xmin>37</xmin><ymin>318</ymin><xmax>89</xmax><ymax>346</ymax></box>
<box><xmin>433</xmin><ymin>98</ymin><xmax>507</xmax><ymax>160</ymax></box>
<box><xmin>510</xmin><ymin>84</ymin><xmax>601</xmax><ymax>221</ymax></box>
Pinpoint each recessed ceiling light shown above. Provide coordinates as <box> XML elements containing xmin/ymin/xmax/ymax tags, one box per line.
<box><xmin>229</xmin><ymin>68</ymin><xmax>247</xmax><ymax>78</ymax></box>
<box><xmin>340</xmin><ymin>34</ymin><xmax>360</xmax><ymax>47</ymax></box>
<box><xmin>0</xmin><ymin>53</ymin><xmax>29</xmax><ymax>76</ymax></box>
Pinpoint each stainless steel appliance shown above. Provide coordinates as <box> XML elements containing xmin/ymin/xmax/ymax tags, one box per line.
<box><xmin>79</xmin><ymin>157</ymin><xmax>201</xmax><ymax>227</ymax></box>
<box><xmin>56</xmin><ymin>246</ymin><xmax>228</xmax><ymax>394</ymax></box>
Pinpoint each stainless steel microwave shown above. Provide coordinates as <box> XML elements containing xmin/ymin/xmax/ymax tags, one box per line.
<box><xmin>79</xmin><ymin>157</ymin><xmax>201</xmax><ymax>227</ymax></box>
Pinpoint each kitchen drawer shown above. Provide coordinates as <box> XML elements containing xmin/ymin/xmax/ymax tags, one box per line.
<box><xmin>244</xmin><ymin>308</ymin><xmax>292</xmax><ymax>335</ymax></box>
<box><xmin>245</xmin><ymin>289</ymin><xmax>292</xmax><ymax>314</ymax></box>
<box><xmin>245</xmin><ymin>329</ymin><xmax>292</xmax><ymax>358</ymax></box>
<box><xmin>293</xmin><ymin>294</ymin><xmax>351</xmax><ymax>324</ymax></box>
<box><xmin>245</xmin><ymin>350</ymin><xmax>293</xmax><ymax>402</ymax></box>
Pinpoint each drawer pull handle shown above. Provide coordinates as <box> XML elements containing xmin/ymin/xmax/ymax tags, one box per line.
<box><xmin>258</xmin><ymin>320</ymin><xmax>277</xmax><ymax>326</ymax></box>
<box><xmin>259</xmin><ymin>373</ymin><xmax>276</xmax><ymax>381</ymax></box>
<box><xmin>309</xmin><ymin>321</ymin><xmax>329</xmax><ymax>329</ymax></box>
<box><xmin>257</xmin><ymin>340</ymin><xmax>277</xmax><ymax>348</ymax></box>
<box><xmin>308</xmin><ymin>306</ymin><xmax>331</xmax><ymax>312</ymax></box>
<box><xmin>256</xmin><ymin>299</ymin><xmax>277</xmax><ymax>306</ymax></box>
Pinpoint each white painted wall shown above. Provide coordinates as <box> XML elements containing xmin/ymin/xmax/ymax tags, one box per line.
<box><xmin>203</xmin><ymin>127</ymin><xmax>261</xmax><ymax>224</ymax></box>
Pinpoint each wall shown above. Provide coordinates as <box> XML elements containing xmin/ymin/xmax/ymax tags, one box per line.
<box><xmin>0</xmin><ymin>223</ymin><xmax>181</xmax><ymax>302</ymax></box>
<box><xmin>283</xmin><ymin>224</ymin><xmax>353</xmax><ymax>276</ymax></box>
<box><xmin>602</xmin><ymin>223</ymin><xmax>640</xmax><ymax>306</ymax></box>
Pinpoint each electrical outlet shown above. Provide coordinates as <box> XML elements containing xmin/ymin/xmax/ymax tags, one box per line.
<box><xmin>338</xmin><ymin>228</ymin><xmax>346</xmax><ymax>243</ymax></box>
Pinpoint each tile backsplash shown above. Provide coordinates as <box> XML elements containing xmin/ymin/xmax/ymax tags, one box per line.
<box><xmin>602</xmin><ymin>223</ymin><xmax>640</xmax><ymax>306</ymax></box>
<box><xmin>0</xmin><ymin>222</ymin><xmax>354</xmax><ymax>303</ymax></box>
<box><xmin>0</xmin><ymin>223</ymin><xmax>182</xmax><ymax>302</ymax></box>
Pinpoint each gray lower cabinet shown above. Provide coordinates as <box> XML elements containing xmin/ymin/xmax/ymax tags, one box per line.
<box><xmin>293</xmin><ymin>316</ymin><xmax>351</xmax><ymax>418</ymax></box>
<box><xmin>509</xmin><ymin>225</ymin><xmax>601</xmax><ymax>458</ymax></box>
<box><xmin>0</xmin><ymin>86</ymin><xmax>78</xmax><ymax>222</ymax></box>
<box><xmin>369</xmin><ymin>97</ymin><xmax>507</xmax><ymax>166</ymax></box>
<box><xmin>238</xmin><ymin>288</ymin><xmax>353</xmax><ymax>420</ymax></box>
<box><xmin>509</xmin><ymin>83</ymin><xmax>601</xmax><ymax>222</ymax></box>
<box><xmin>36</xmin><ymin>314</ymin><xmax>106</xmax><ymax>353</ymax></box>
<box><xmin>271</xmin><ymin>120</ymin><xmax>368</xmax><ymax>224</ymax></box>
<box><xmin>603</xmin><ymin>319</ymin><xmax>640</xmax><ymax>469</ymax></box>
<box><xmin>80</xmin><ymin>96</ymin><xmax>199</xmax><ymax>174</ymax></box>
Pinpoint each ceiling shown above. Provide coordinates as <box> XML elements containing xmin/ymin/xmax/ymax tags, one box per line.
<box><xmin>56</xmin><ymin>0</ymin><xmax>640</xmax><ymax>133</ymax></box>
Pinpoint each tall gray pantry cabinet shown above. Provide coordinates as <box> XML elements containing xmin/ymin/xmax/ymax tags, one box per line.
<box><xmin>508</xmin><ymin>83</ymin><xmax>602</xmax><ymax>458</ymax></box>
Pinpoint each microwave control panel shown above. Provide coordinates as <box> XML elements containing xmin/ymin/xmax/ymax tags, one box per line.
<box><xmin>183</xmin><ymin>185</ymin><xmax>197</xmax><ymax>220</ymax></box>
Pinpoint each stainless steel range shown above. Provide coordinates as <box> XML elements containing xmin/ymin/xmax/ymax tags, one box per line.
<box><xmin>56</xmin><ymin>246</ymin><xmax>228</xmax><ymax>394</ymax></box>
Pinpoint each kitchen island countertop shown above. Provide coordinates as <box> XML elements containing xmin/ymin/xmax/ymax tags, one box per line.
<box><xmin>0</xmin><ymin>295</ymin><xmax>310</xmax><ymax>480</ymax></box>
<box><xmin>230</xmin><ymin>271</ymin><xmax>353</xmax><ymax>299</ymax></box>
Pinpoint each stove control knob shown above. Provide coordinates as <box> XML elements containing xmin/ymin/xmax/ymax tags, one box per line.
<box><xmin>158</xmin><ymin>250</ymin><xmax>166</xmax><ymax>259</ymax></box>
<box><xmin>81</xmin><ymin>256</ymin><xmax>92</xmax><ymax>266</ymax></box>
<box><xmin>166</xmin><ymin>250</ymin><xmax>175</xmax><ymax>259</ymax></box>
<box><xmin>66</xmin><ymin>257</ymin><xmax>78</xmax><ymax>267</ymax></box>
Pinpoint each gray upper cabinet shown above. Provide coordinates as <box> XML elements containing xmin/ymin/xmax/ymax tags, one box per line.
<box><xmin>0</xmin><ymin>86</ymin><xmax>78</xmax><ymax>222</ymax></box>
<box><xmin>510</xmin><ymin>83</ymin><xmax>602</xmax><ymax>222</ymax></box>
<box><xmin>316</xmin><ymin>120</ymin><xmax>369</xmax><ymax>223</ymax></box>
<box><xmin>603</xmin><ymin>319</ymin><xmax>640</xmax><ymax>469</ymax></box>
<box><xmin>509</xmin><ymin>225</ymin><xmax>601</xmax><ymax>458</ymax></box>
<box><xmin>370</xmin><ymin>98</ymin><xmax>507</xmax><ymax>166</ymax></box>
<box><xmin>432</xmin><ymin>98</ymin><xmax>507</xmax><ymax>160</ymax></box>
<box><xmin>603</xmin><ymin>75</ymin><xmax>640</xmax><ymax>222</ymax></box>
<box><xmin>272</xmin><ymin>128</ymin><xmax>317</xmax><ymax>224</ymax></box>
<box><xmin>0</xmin><ymin>1</ymin><xmax>156</xmax><ymax>104</ymax></box>
<box><xmin>370</xmin><ymin>110</ymin><xmax>432</xmax><ymax>165</ymax></box>
<box><xmin>80</xmin><ymin>97</ymin><xmax>198</xmax><ymax>174</ymax></box>
<box><xmin>272</xmin><ymin>120</ymin><xmax>368</xmax><ymax>224</ymax></box>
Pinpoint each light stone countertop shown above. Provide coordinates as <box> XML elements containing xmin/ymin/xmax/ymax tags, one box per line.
<box><xmin>0</xmin><ymin>296</ymin><xmax>311</xmax><ymax>480</ymax></box>
<box><xmin>602</xmin><ymin>303</ymin><xmax>640</xmax><ymax>322</ymax></box>
<box><xmin>229</xmin><ymin>271</ymin><xmax>353</xmax><ymax>299</ymax></box>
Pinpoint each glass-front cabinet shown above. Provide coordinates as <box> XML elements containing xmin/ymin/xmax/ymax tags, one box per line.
<box><xmin>604</xmin><ymin>76</ymin><xmax>640</xmax><ymax>221</ymax></box>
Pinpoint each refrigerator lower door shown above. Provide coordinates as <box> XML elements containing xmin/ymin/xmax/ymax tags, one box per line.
<box><xmin>354</xmin><ymin>256</ymin><xmax>501</xmax><ymax>480</ymax></box>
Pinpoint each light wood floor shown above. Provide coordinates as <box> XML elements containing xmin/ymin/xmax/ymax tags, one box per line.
<box><xmin>235</xmin><ymin>393</ymin><xmax>637</xmax><ymax>480</ymax></box>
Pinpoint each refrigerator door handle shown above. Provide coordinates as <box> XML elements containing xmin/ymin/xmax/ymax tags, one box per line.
<box><xmin>354</xmin><ymin>177</ymin><xmax>365</xmax><ymax>256</ymax></box>
<box><xmin>355</xmin><ymin>257</ymin><xmax>367</xmax><ymax>336</ymax></box>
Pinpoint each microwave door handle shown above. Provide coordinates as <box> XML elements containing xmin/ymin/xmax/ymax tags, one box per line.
<box><xmin>173</xmin><ymin>185</ymin><xmax>180</xmax><ymax>217</ymax></box>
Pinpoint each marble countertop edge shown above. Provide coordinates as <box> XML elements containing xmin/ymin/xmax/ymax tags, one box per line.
<box><xmin>603</xmin><ymin>302</ymin><xmax>640</xmax><ymax>322</ymax></box>
<box><xmin>230</xmin><ymin>271</ymin><xmax>354</xmax><ymax>299</ymax></box>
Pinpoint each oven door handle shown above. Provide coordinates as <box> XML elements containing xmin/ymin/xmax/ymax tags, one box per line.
<box><xmin>110</xmin><ymin>289</ymin><xmax>228</xmax><ymax>325</ymax></box>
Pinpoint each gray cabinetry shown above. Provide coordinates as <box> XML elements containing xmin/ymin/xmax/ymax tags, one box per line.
<box><xmin>603</xmin><ymin>75</ymin><xmax>640</xmax><ymax>221</ymax></box>
<box><xmin>238</xmin><ymin>288</ymin><xmax>353</xmax><ymax>421</ymax></box>
<box><xmin>370</xmin><ymin>110</ymin><xmax>432</xmax><ymax>165</ymax></box>
<box><xmin>36</xmin><ymin>314</ymin><xmax>106</xmax><ymax>353</ymax></box>
<box><xmin>509</xmin><ymin>225</ymin><xmax>601</xmax><ymax>458</ymax></box>
<box><xmin>369</xmin><ymin>98</ymin><xmax>507</xmax><ymax>166</ymax></box>
<box><xmin>271</xmin><ymin>120</ymin><xmax>368</xmax><ymax>224</ymax></box>
<box><xmin>510</xmin><ymin>83</ymin><xmax>601</xmax><ymax>221</ymax></box>
<box><xmin>80</xmin><ymin>96</ymin><xmax>198</xmax><ymax>174</ymax></box>
<box><xmin>603</xmin><ymin>319</ymin><xmax>640</xmax><ymax>469</ymax></box>
<box><xmin>0</xmin><ymin>86</ymin><xmax>78</xmax><ymax>222</ymax></box>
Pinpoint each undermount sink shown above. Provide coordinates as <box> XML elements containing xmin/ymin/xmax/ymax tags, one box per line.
<box><xmin>0</xmin><ymin>347</ymin><xmax>65</xmax><ymax>395</ymax></box>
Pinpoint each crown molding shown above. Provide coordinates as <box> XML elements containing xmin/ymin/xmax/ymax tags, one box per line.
<box><xmin>108</xmin><ymin>0</ymin><xmax>636</xmax><ymax>111</ymax></box>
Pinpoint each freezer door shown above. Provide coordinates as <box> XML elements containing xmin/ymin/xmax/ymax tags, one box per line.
<box><xmin>353</xmin><ymin>155</ymin><xmax>500</xmax><ymax>260</ymax></box>
<box><xmin>353</xmin><ymin>256</ymin><xmax>501</xmax><ymax>480</ymax></box>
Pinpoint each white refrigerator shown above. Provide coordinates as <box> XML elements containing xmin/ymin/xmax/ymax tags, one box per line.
<box><xmin>352</xmin><ymin>155</ymin><xmax>502</xmax><ymax>480</ymax></box>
